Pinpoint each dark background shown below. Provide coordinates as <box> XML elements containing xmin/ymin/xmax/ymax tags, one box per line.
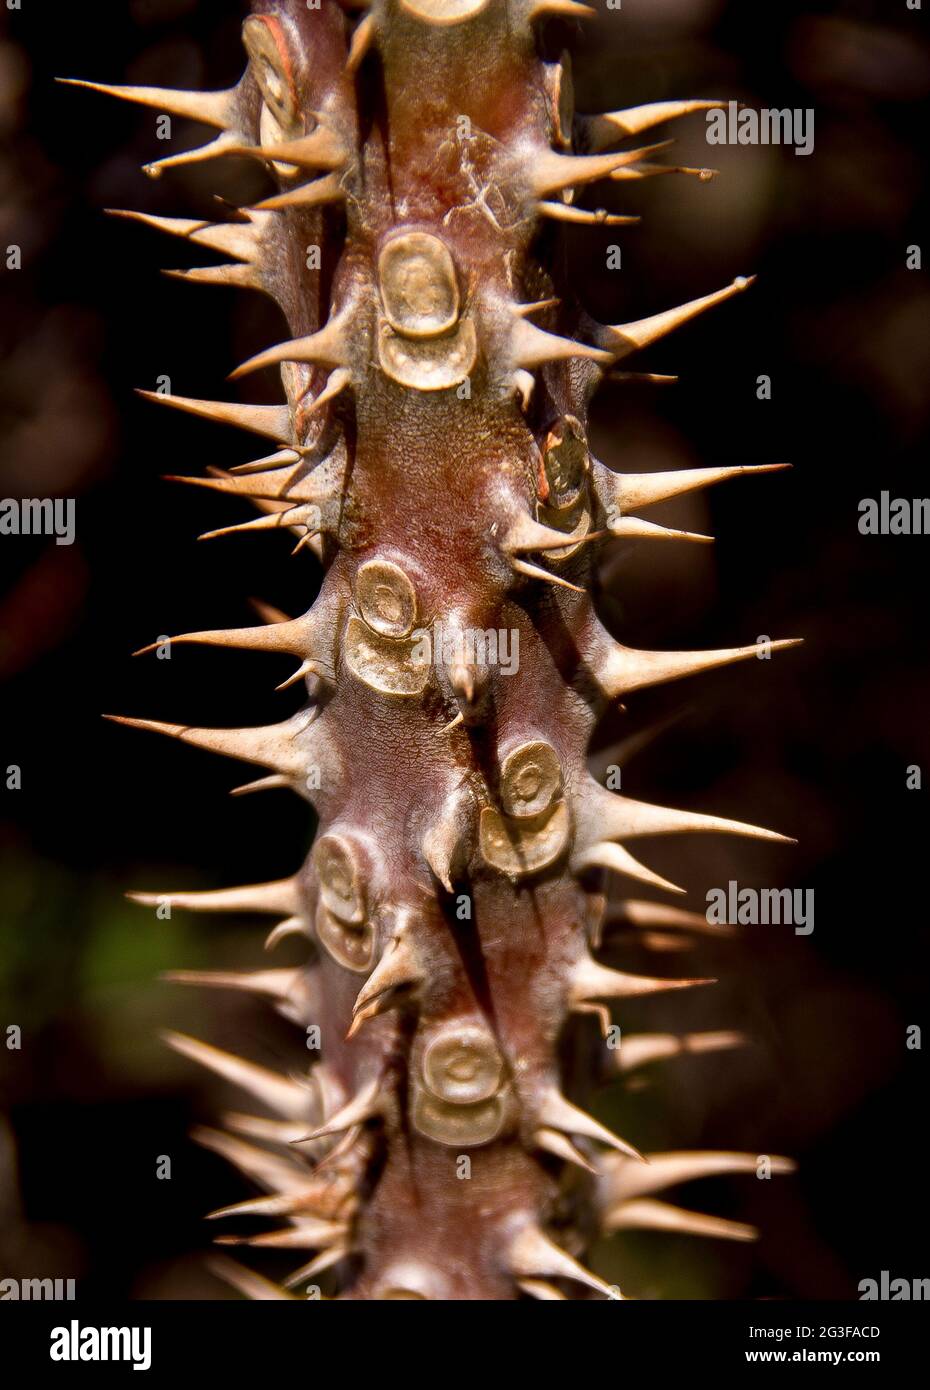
<box><xmin>1</xmin><ymin>0</ymin><xmax>928</xmax><ymax>1299</ymax></box>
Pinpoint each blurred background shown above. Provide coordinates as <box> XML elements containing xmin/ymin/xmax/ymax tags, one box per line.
<box><xmin>0</xmin><ymin>0</ymin><xmax>928</xmax><ymax>1299</ymax></box>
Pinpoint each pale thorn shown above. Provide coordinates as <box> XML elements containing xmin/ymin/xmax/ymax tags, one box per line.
<box><xmin>56</xmin><ymin>77</ymin><xmax>238</xmax><ymax>128</ymax></box>
<box><xmin>578</xmin><ymin>780</ymin><xmax>797</xmax><ymax>846</ymax></box>
<box><xmin>187</xmin><ymin>457</ymin><xmax>318</xmax><ymax>499</ymax></box>
<box><xmin>421</xmin><ymin>785</ymin><xmax>472</xmax><ymax>890</ymax></box>
<box><xmin>230</xmin><ymin>774</ymin><xmax>291</xmax><ymax>797</ymax></box>
<box><xmin>291</xmin><ymin>531</ymin><xmax>319</xmax><ymax>556</ymax></box>
<box><xmin>143</xmin><ymin>132</ymin><xmax>244</xmax><ymax>178</ymax></box>
<box><xmin>525</xmin><ymin>146</ymin><xmax>668</xmax><ymax>199</ymax></box>
<box><xmin>231</xmin><ymin>449</ymin><xmax>303</xmax><ymax>476</ymax></box>
<box><xmin>351</xmin><ymin>932</ymin><xmax>420</xmax><ymax>1020</ymax></box>
<box><xmin>265</xmin><ymin>916</ymin><xmax>309</xmax><ymax>951</ymax></box>
<box><xmin>611</xmin><ymin>162</ymin><xmax>718</xmax><ymax>182</ymax></box>
<box><xmin>607</xmin><ymin>516</ymin><xmax>713</xmax><ymax>544</ymax></box>
<box><xmin>304</xmin><ymin>367</ymin><xmax>353</xmax><ymax>414</ymax></box>
<box><xmin>224</xmin><ymin>1112</ymin><xmax>317</xmax><ymax>1147</ymax></box>
<box><xmin>226</xmin><ymin>125</ymin><xmax>347</xmax><ymax>171</ymax></box>
<box><xmin>106</xmin><ymin>209</ymin><xmax>208</xmax><ymax>239</ymax></box>
<box><xmin>132</xmin><ymin>613</ymin><xmax>319</xmax><ymax>662</ymax></box>
<box><xmin>295</xmin><ymin>1077</ymin><xmax>382</xmax><ymax>1143</ymax></box>
<box><xmin>604</xmin><ymin>1198</ymin><xmax>758</xmax><ymax>1242</ymax></box>
<box><xmin>254</xmin><ymin>171</ymin><xmax>345</xmax><ymax>212</ymax></box>
<box><xmin>602</xmin><ymin>1150</ymin><xmax>797</xmax><ymax>1203</ymax></box>
<box><xmin>163</xmin><ymin>263</ymin><xmax>261</xmax><ymax>291</ymax></box>
<box><xmin>291</xmin><ymin>708</ymin><xmax>319</xmax><ymax>737</ymax></box>
<box><xmin>198</xmin><ymin>505</ymin><xmax>320</xmax><ymax>541</ymax></box>
<box><xmin>126</xmin><ymin>876</ymin><xmax>299</xmax><ymax>917</ymax></box>
<box><xmin>230</xmin><ymin>307</ymin><xmax>354</xmax><ymax>380</ymax></box>
<box><xmin>135</xmin><ymin>390</ymin><xmax>291</xmax><ymax>443</ymax></box>
<box><xmin>312</xmin><ymin>1123</ymin><xmax>363</xmax><ymax>1172</ymax></box>
<box><xmin>534</xmin><ymin>1127</ymin><xmax>598</xmax><ymax>1175</ymax></box>
<box><xmin>160</xmin><ymin>967</ymin><xmax>301</xmax><ymax>1004</ymax></box>
<box><xmin>537</xmin><ymin>202</ymin><xmax>640</xmax><ymax>227</ymax></box>
<box><xmin>569</xmin><ymin>955</ymin><xmax>715</xmax><ymax>1004</ymax></box>
<box><xmin>208</xmin><ymin>1255</ymin><xmax>297</xmax><ymax>1301</ymax></box>
<box><xmin>215</xmin><ymin>1218</ymin><xmax>348</xmax><ymax>1250</ymax></box>
<box><xmin>502</xmin><ymin>509</ymin><xmax>605</xmax><ymax>554</ymax></box>
<box><xmin>595</xmin><ymin>636</ymin><xmax>804</xmax><ymax>699</ymax></box>
<box><xmin>441</xmin><ymin>710</ymin><xmax>465</xmax><ymax>734</ymax></box>
<box><xmin>161</xmin><ymin>1031</ymin><xmax>312</xmax><ymax>1119</ymax></box>
<box><xmin>571</xmin><ymin>841</ymin><xmax>686</xmax><ymax>896</ymax></box>
<box><xmin>622</xmin><ymin>929</ymin><xmax>710</xmax><ymax>953</ymax></box>
<box><xmin>191</xmin><ymin>1127</ymin><xmax>309</xmax><ymax>1196</ymax></box>
<box><xmin>159</xmin><ymin>233</ymin><xmax>264</xmax><ymax>272</ymax></box>
<box><xmin>610</xmin><ymin>462</ymin><xmax>791</xmax><ymax>512</ymax></box>
<box><xmin>284</xmin><ymin>1245</ymin><xmax>351</xmax><ymax>1288</ymax></box>
<box><xmin>511</xmin><ymin>558</ymin><xmax>584</xmax><ymax>593</ymax></box>
<box><xmin>509</xmin><ymin>314</ymin><xmax>612</xmax><ymax>371</ymax></box>
<box><xmin>103</xmin><ymin>712</ymin><xmax>310</xmax><ymax>780</ymax></box>
<box><xmin>344</xmin><ymin>999</ymin><xmax>385</xmax><ymax>1038</ymax></box>
<box><xmin>251</xmin><ymin>597</ymin><xmax>294</xmax><ymax>623</ymax></box>
<box><xmin>509</xmin><ymin>1225</ymin><xmax>615</xmax><ymax>1298</ymax></box>
<box><xmin>517</xmin><ymin>1278</ymin><xmax>568</xmax><ymax>1301</ymax></box>
<box><xmin>206</xmin><ymin>1191</ymin><xmax>310</xmax><ymax>1222</ymax></box>
<box><xmin>512</xmin><ymin>298</ymin><xmax>561</xmax><ymax>317</ymax></box>
<box><xmin>538</xmin><ymin>1087</ymin><xmax>645</xmax><ymax>1161</ymax></box>
<box><xmin>581</xmin><ymin>99</ymin><xmax>729</xmax><ymax>152</ymax></box>
<box><xmin>422</xmin><ymin>821</ymin><xmax>458</xmax><ymax>887</ymax></box>
<box><xmin>347</xmin><ymin>12</ymin><xmax>377</xmax><ymax>71</ymax></box>
<box><xmin>451</xmin><ymin>662</ymin><xmax>476</xmax><ymax>704</ymax></box>
<box><xmin>105</xmin><ymin>207</ymin><xmax>262</xmax><ymax>262</ymax></box>
<box><xmin>276</xmin><ymin>659</ymin><xmax>326</xmax><ymax>692</ymax></box>
<box><xmin>285</xmin><ymin>441</ymin><xmax>327</xmax><ymax>459</ymax></box>
<box><xmin>617</xmin><ymin>1030</ymin><xmax>748</xmax><ymax>1073</ymax></box>
<box><xmin>197</xmin><ymin>457</ymin><xmax>319</xmax><ymax>507</ymax></box>
<box><xmin>295</xmin><ymin>526</ymin><xmax>325</xmax><ymax>557</ymax></box>
<box><xmin>595</xmin><ymin>277</ymin><xmax>756</xmax><ymax>363</ymax></box>
<box><xmin>615</xmin><ymin>899</ymin><xmax>736</xmax><ymax>937</ymax></box>
<box><xmin>608</xmin><ymin>371</ymin><xmax>679</xmax><ymax>384</ymax></box>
